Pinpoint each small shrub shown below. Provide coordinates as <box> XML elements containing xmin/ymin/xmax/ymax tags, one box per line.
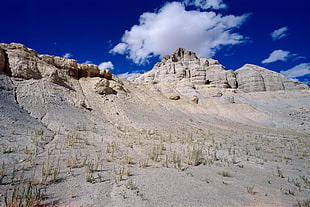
<box><xmin>126</xmin><ymin>179</ymin><xmax>138</xmax><ymax>190</ymax></box>
<box><xmin>295</xmin><ymin>199</ymin><xmax>310</xmax><ymax>207</ymax></box>
<box><xmin>247</xmin><ymin>186</ymin><xmax>255</xmax><ymax>195</ymax></box>
<box><xmin>218</xmin><ymin>170</ymin><xmax>232</xmax><ymax>177</ymax></box>
<box><xmin>187</xmin><ymin>146</ymin><xmax>205</xmax><ymax>166</ymax></box>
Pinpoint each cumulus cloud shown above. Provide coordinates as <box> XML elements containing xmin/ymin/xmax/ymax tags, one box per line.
<box><xmin>98</xmin><ymin>61</ymin><xmax>114</xmax><ymax>70</ymax></box>
<box><xmin>110</xmin><ymin>2</ymin><xmax>249</xmax><ymax>64</ymax></box>
<box><xmin>271</xmin><ymin>27</ymin><xmax>288</xmax><ymax>41</ymax></box>
<box><xmin>117</xmin><ymin>71</ymin><xmax>142</xmax><ymax>79</ymax></box>
<box><xmin>280</xmin><ymin>63</ymin><xmax>310</xmax><ymax>79</ymax></box>
<box><xmin>262</xmin><ymin>49</ymin><xmax>291</xmax><ymax>64</ymax></box>
<box><xmin>63</xmin><ymin>53</ymin><xmax>72</xmax><ymax>59</ymax></box>
<box><xmin>183</xmin><ymin>0</ymin><xmax>227</xmax><ymax>10</ymax></box>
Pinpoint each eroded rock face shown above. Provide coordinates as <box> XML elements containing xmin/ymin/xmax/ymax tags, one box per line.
<box><xmin>40</xmin><ymin>54</ymin><xmax>79</xmax><ymax>79</ymax></box>
<box><xmin>78</xmin><ymin>63</ymin><xmax>100</xmax><ymax>78</ymax></box>
<box><xmin>236</xmin><ymin>64</ymin><xmax>308</xmax><ymax>92</ymax></box>
<box><xmin>130</xmin><ymin>48</ymin><xmax>308</xmax><ymax>95</ymax></box>
<box><xmin>0</xmin><ymin>43</ymin><xmax>112</xmax><ymax>82</ymax></box>
<box><xmin>100</xmin><ymin>69</ymin><xmax>112</xmax><ymax>80</ymax></box>
<box><xmin>0</xmin><ymin>47</ymin><xmax>5</xmax><ymax>71</ymax></box>
<box><xmin>0</xmin><ymin>43</ymin><xmax>81</xmax><ymax>80</ymax></box>
<box><xmin>94</xmin><ymin>78</ymin><xmax>115</xmax><ymax>95</ymax></box>
<box><xmin>0</xmin><ymin>43</ymin><xmax>43</xmax><ymax>79</ymax></box>
<box><xmin>130</xmin><ymin>48</ymin><xmax>237</xmax><ymax>89</ymax></box>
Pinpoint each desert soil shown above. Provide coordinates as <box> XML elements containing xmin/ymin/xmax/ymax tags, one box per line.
<box><xmin>0</xmin><ymin>74</ymin><xmax>309</xmax><ymax>207</ymax></box>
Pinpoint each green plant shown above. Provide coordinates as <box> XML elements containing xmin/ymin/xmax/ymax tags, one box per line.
<box><xmin>2</xmin><ymin>145</ymin><xmax>13</xmax><ymax>154</ymax></box>
<box><xmin>247</xmin><ymin>186</ymin><xmax>255</xmax><ymax>195</ymax></box>
<box><xmin>149</xmin><ymin>145</ymin><xmax>162</xmax><ymax>162</ymax></box>
<box><xmin>106</xmin><ymin>141</ymin><xmax>119</xmax><ymax>157</ymax></box>
<box><xmin>218</xmin><ymin>170</ymin><xmax>232</xmax><ymax>177</ymax></box>
<box><xmin>86</xmin><ymin>172</ymin><xmax>95</xmax><ymax>183</ymax></box>
<box><xmin>280</xmin><ymin>187</ymin><xmax>295</xmax><ymax>196</ymax></box>
<box><xmin>125</xmin><ymin>154</ymin><xmax>134</xmax><ymax>165</ymax></box>
<box><xmin>97</xmin><ymin>173</ymin><xmax>104</xmax><ymax>182</ymax></box>
<box><xmin>161</xmin><ymin>155</ymin><xmax>169</xmax><ymax>168</ymax></box>
<box><xmin>0</xmin><ymin>162</ymin><xmax>5</xmax><ymax>184</ymax></box>
<box><xmin>34</xmin><ymin>129</ymin><xmax>44</xmax><ymax>136</ymax></box>
<box><xmin>171</xmin><ymin>153</ymin><xmax>182</xmax><ymax>170</ymax></box>
<box><xmin>300</xmin><ymin>175</ymin><xmax>310</xmax><ymax>186</ymax></box>
<box><xmin>114</xmin><ymin>166</ymin><xmax>130</xmax><ymax>184</ymax></box>
<box><xmin>126</xmin><ymin>179</ymin><xmax>138</xmax><ymax>190</ymax></box>
<box><xmin>138</xmin><ymin>158</ymin><xmax>149</xmax><ymax>168</ymax></box>
<box><xmin>295</xmin><ymin>199</ymin><xmax>310</xmax><ymax>207</ymax></box>
<box><xmin>187</xmin><ymin>146</ymin><xmax>205</xmax><ymax>166</ymax></box>
<box><xmin>11</xmin><ymin>167</ymin><xmax>17</xmax><ymax>184</ymax></box>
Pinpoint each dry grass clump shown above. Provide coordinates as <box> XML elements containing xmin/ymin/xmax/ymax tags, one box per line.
<box><xmin>295</xmin><ymin>199</ymin><xmax>310</xmax><ymax>207</ymax></box>
<box><xmin>4</xmin><ymin>182</ymin><xmax>44</xmax><ymax>207</ymax></box>
<box><xmin>218</xmin><ymin>170</ymin><xmax>232</xmax><ymax>177</ymax></box>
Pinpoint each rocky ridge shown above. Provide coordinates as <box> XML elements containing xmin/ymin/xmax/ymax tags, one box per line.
<box><xmin>0</xmin><ymin>43</ymin><xmax>112</xmax><ymax>81</ymax></box>
<box><xmin>130</xmin><ymin>48</ymin><xmax>307</xmax><ymax>95</ymax></box>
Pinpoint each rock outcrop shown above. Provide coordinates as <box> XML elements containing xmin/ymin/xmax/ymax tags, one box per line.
<box><xmin>130</xmin><ymin>48</ymin><xmax>308</xmax><ymax>96</ymax></box>
<box><xmin>0</xmin><ymin>47</ymin><xmax>5</xmax><ymax>71</ymax></box>
<box><xmin>131</xmin><ymin>48</ymin><xmax>237</xmax><ymax>89</ymax></box>
<box><xmin>78</xmin><ymin>63</ymin><xmax>100</xmax><ymax>78</ymax></box>
<box><xmin>1</xmin><ymin>43</ymin><xmax>44</xmax><ymax>79</ymax></box>
<box><xmin>100</xmin><ymin>69</ymin><xmax>113</xmax><ymax>80</ymax></box>
<box><xmin>235</xmin><ymin>64</ymin><xmax>308</xmax><ymax>92</ymax></box>
<box><xmin>0</xmin><ymin>43</ymin><xmax>113</xmax><ymax>81</ymax></box>
<box><xmin>94</xmin><ymin>78</ymin><xmax>115</xmax><ymax>95</ymax></box>
<box><xmin>39</xmin><ymin>54</ymin><xmax>79</xmax><ymax>79</ymax></box>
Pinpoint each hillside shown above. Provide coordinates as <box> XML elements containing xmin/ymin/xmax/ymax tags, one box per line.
<box><xmin>0</xmin><ymin>43</ymin><xmax>309</xmax><ymax>207</ymax></box>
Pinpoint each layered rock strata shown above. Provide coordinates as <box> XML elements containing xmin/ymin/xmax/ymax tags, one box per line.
<box><xmin>130</xmin><ymin>48</ymin><xmax>308</xmax><ymax>94</ymax></box>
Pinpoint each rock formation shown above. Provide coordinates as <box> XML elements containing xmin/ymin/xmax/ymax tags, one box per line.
<box><xmin>94</xmin><ymin>78</ymin><xmax>115</xmax><ymax>95</ymax></box>
<box><xmin>131</xmin><ymin>48</ymin><xmax>237</xmax><ymax>88</ymax></box>
<box><xmin>0</xmin><ymin>42</ymin><xmax>123</xmax><ymax>123</ymax></box>
<box><xmin>0</xmin><ymin>43</ymin><xmax>113</xmax><ymax>81</ymax></box>
<box><xmin>130</xmin><ymin>48</ymin><xmax>308</xmax><ymax>97</ymax></box>
<box><xmin>0</xmin><ymin>47</ymin><xmax>5</xmax><ymax>71</ymax></box>
<box><xmin>0</xmin><ymin>43</ymin><xmax>309</xmax><ymax>207</ymax></box>
<box><xmin>235</xmin><ymin>64</ymin><xmax>307</xmax><ymax>92</ymax></box>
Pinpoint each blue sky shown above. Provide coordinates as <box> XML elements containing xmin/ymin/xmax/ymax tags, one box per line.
<box><xmin>2</xmin><ymin>0</ymin><xmax>310</xmax><ymax>85</ymax></box>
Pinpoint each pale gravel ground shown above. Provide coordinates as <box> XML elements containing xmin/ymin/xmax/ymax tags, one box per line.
<box><xmin>0</xmin><ymin>74</ymin><xmax>309</xmax><ymax>206</ymax></box>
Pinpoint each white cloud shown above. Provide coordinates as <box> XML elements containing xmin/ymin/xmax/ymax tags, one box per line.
<box><xmin>271</xmin><ymin>27</ymin><xmax>288</xmax><ymax>41</ymax></box>
<box><xmin>110</xmin><ymin>2</ymin><xmax>249</xmax><ymax>64</ymax></box>
<box><xmin>262</xmin><ymin>49</ymin><xmax>291</xmax><ymax>64</ymax></box>
<box><xmin>84</xmin><ymin>60</ymin><xmax>92</xmax><ymax>64</ymax></box>
<box><xmin>63</xmin><ymin>53</ymin><xmax>72</xmax><ymax>59</ymax></box>
<box><xmin>280</xmin><ymin>63</ymin><xmax>310</xmax><ymax>78</ymax></box>
<box><xmin>289</xmin><ymin>77</ymin><xmax>300</xmax><ymax>82</ymax></box>
<box><xmin>183</xmin><ymin>0</ymin><xmax>227</xmax><ymax>10</ymax></box>
<box><xmin>98</xmin><ymin>61</ymin><xmax>114</xmax><ymax>70</ymax></box>
<box><xmin>117</xmin><ymin>72</ymin><xmax>142</xmax><ymax>79</ymax></box>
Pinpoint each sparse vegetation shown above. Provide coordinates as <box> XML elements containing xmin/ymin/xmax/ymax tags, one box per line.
<box><xmin>218</xmin><ymin>170</ymin><xmax>232</xmax><ymax>177</ymax></box>
<box><xmin>41</xmin><ymin>159</ymin><xmax>60</xmax><ymax>184</ymax></box>
<box><xmin>187</xmin><ymin>146</ymin><xmax>205</xmax><ymax>166</ymax></box>
<box><xmin>4</xmin><ymin>182</ymin><xmax>44</xmax><ymax>207</ymax></box>
<box><xmin>247</xmin><ymin>186</ymin><xmax>255</xmax><ymax>195</ymax></box>
<box><xmin>295</xmin><ymin>199</ymin><xmax>310</xmax><ymax>207</ymax></box>
<box><xmin>126</xmin><ymin>179</ymin><xmax>138</xmax><ymax>190</ymax></box>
